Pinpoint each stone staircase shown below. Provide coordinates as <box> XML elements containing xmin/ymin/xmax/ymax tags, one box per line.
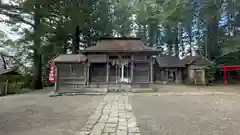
<box><xmin>107</xmin><ymin>84</ymin><xmax>132</xmax><ymax>92</ymax></box>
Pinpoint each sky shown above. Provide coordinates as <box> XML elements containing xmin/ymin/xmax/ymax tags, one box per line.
<box><xmin>0</xmin><ymin>0</ymin><xmax>21</xmax><ymax>41</ymax></box>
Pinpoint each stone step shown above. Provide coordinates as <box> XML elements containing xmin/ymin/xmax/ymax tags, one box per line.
<box><xmin>107</xmin><ymin>88</ymin><xmax>132</xmax><ymax>92</ymax></box>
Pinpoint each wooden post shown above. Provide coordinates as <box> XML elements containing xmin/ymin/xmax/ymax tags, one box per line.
<box><xmin>131</xmin><ymin>62</ymin><xmax>134</xmax><ymax>83</ymax></box>
<box><xmin>54</xmin><ymin>65</ymin><xmax>59</xmax><ymax>92</ymax></box>
<box><xmin>115</xmin><ymin>64</ymin><xmax>118</xmax><ymax>83</ymax></box>
<box><xmin>166</xmin><ymin>69</ymin><xmax>168</xmax><ymax>81</ymax></box>
<box><xmin>160</xmin><ymin>69</ymin><xmax>163</xmax><ymax>81</ymax></box>
<box><xmin>131</xmin><ymin>55</ymin><xmax>134</xmax><ymax>83</ymax></box>
<box><xmin>4</xmin><ymin>80</ymin><xmax>9</xmax><ymax>95</ymax></box>
<box><xmin>179</xmin><ymin>69</ymin><xmax>182</xmax><ymax>84</ymax></box>
<box><xmin>106</xmin><ymin>62</ymin><xmax>109</xmax><ymax>83</ymax></box>
<box><xmin>121</xmin><ymin>64</ymin><xmax>124</xmax><ymax>82</ymax></box>
<box><xmin>194</xmin><ymin>70</ymin><xmax>197</xmax><ymax>84</ymax></box>
<box><xmin>202</xmin><ymin>69</ymin><xmax>206</xmax><ymax>85</ymax></box>
<box><xmin>84</xmin><ymin>65</ymin><xmax>87</xmax><ymax>85</ymax></box>
<box><xmin>85</xmin><ymin>63</ymin><xmax>90</xmax><ymax>85</ymax></box>
<box><xmin>223</xmin><ymin>67</ymin><xmax>227</xmax><ymax>85</ymax></box>
<box><xmin>150</xmin><ymin>60</ymin><xmax>153</xmax><ymax>83</ymax></box>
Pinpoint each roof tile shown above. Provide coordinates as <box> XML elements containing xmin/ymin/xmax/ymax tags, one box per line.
<box><xmin>84</xmin><ymin>38</ymin><xmax>156</xmax><ymax>52</ymax></box>
<box><xmin>156</xmin><ymin>56</ymin><xmax>185</xmax><ymax>67</ymax></box>
<box><xmin>53</xmin><ymin>54</ymin><xmax>86</xmax><ymax>63</ymax></box>
<box><xmin>182</xmin><ymin>55</ymin><xmax>213</xmax><ymax>66</ymax></box>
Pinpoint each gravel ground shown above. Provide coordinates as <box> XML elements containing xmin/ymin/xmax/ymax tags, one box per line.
<box><xmin>0</xmin><ymin>91</ymin><xmax>104</xmax><ymax>135</ymax></box>
<box><xmin>131</xmin><ymin>94</ymin><xmax>240</xmax><ymax>135</ymax></box>
<box><xmin>155</xmin><ymin>85</ymin><xmax>240</xmax><ymax>93</ymax></box>
<box><xmin>1</xmin><ymin>86</ymin><xmax>240</xmax><ymax>135</ymax></box>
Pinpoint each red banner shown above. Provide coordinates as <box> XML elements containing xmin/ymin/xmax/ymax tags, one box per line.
<box><xmin>48</xmin><ymin>61</ymin><xmax>55</xmax><ymax>83</ymax></box>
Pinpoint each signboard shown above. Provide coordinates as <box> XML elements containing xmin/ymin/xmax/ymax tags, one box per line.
<box><xmin>48</xmin><ymin>61</ymin><xmax>55</xmax><ymax>83</ymax></box>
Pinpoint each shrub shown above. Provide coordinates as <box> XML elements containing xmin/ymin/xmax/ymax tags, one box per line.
<box><xmin>183</xmin><ymin>78</ymin><xmax>195</xmax><ymax>85</ymax></box>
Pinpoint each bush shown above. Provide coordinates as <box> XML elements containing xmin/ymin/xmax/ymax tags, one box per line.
<box><xmin>183</xmin><ymin>78</ymin><xmax>195</xmax><ymax>85</ymax></box>
<box><xmin>0</xmin><ymin>74</ymin><xmax>33</xmax><ymax>96</ymax></box>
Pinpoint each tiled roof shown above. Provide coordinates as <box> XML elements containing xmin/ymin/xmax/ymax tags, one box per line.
<box><xmin>182</xmin><ymin>55</ymin><xmax>213</xmax><ymax>66</ymax></box>
<box><xmin>53</xmin><ymin>54</ymin><xmax>87</xmax><ymax>63</ymax></box>
<box><xmin>82</xmin><ymin>38</ymin><xmax>158</xmax><ymax>52</ymax></box>
<box><xmin>155</xmin><ymin>56</ymin><xmax>185</xmax><ymax>67</ymax></box>
<box><xmin>0</xmin><ymin>68</ymin><xmax>18</xmax><ymax>75</ymax></box>
<box><xmin>87</xmin><ymin>54</ymin><xmax>107</xmax><ymax>63</ymax></box>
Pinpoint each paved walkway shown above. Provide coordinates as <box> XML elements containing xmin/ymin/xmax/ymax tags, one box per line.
<box><xmin>77</xmin><ymin>94</ymin><xmax>140</xmax><ymax>135</ymax></box>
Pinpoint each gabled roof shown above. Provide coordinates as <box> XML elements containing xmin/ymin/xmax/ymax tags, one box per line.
<box><xmin>80</xmin><ymin>37</ymin><xmax>160</xmax><ymax>53</ymax></box>
<box><xmin>182</xmin><ymin>55</ymin><xmax>213</xmax><ymax>66</ymax></box>
<box><xmin>155</xmin><ymin>56</ymin><xmax>185</xmax><ymax>67</ymax></box>
<box><xmin>53</xmin><ymin>54</ymin><xmax>87</xmax><ymax>63</ymax></box>
<box><xmin>0</xmin><ymin>67</ymin><xmax>19</xmax><ymax>75</ymax></box>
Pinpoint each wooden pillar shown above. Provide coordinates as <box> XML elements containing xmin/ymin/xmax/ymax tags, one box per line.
<box><xmin>87</xmin><ymin>64</ymin><xmax>90</xmax><ymax>85</ymax></box>
<box><xmin>175</xmin><ymin>70</ymin><xmax>178</xmax><ymax>84</ymax></box>
<box><xmin>147</xmin><ymin>63</ymin><xmax>150</xmax><ymax>83</ymax></box>
<box><xmin>85</xmin><ymin>63</ymin><xmax>90</xmax><ymax>85</ymax></box>
<box><xmin>106</xmin><ymin>62</ymin><xmax>109</xmax><ymax>83</ymax></box>
<box><xmin>4</xmin><ymin>80</ymin><xmax>9</xmax><ymax>95</ymax></box>
<box><xmin>121</xmin><ymin>64</ymin><xmax>124</xmax><ymax>82</ymax></box>
<box><xmin>194</xmin><ymin>69</ymin><xmax>197</xmax><ymax>84</ymax></box>
<box><xmin>115</xmin><ymin>64</ymin><xmax>119</xmax><ymax>83</ymax></box>
<box><xmin>54</xmin><ymin>65</ymin><xmax>59</xmax><ymax>92</ymax></box>
<box><xmin>131</xmin><ymin>55</ymin><xmax>134</xmax><ymax>82</ymax></box>
<box><xmin>202</xmin><ymin>69</ymin><xmax>206</xmax><ymax>85</ymax></box>
<box><xmin>175</xmin><ymin>69</ymin><xmax>181</xmax><ymax>84</ymax></box>
<box><xmin>165</xmin><ymin>69</ymin><xmax>168</xmax><ymax>81</ymax></box>
<box><xmin>179</xmin><ymin>69</ymin><xmax>182</xmax><ymax>83</ymax></box>
<box><xmin>84</xmin><ymin>64</ymin><xmax>87</xmax><ymax>85</ymax></box>
<box><xmin>150</xmin><ymin>60</ymin><xmax>153</xmax><ymax>83</ymax></box>
<box><xmin>160</xmin><ymin>69</ymin><xmax>163</xmax><ymax>81</ymax></box>
<box><xmin>223</xmin><ymin>67</ymin><xmax>227</xmax><ymax>85</ymax></box>
<box><xmin>131</xmin><ymin>62</ymin><xmax>134</xmax><ymax>83</ymax></box>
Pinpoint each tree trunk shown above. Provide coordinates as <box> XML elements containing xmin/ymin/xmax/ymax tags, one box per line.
<box><xmin>72</xmin><ymin>25</ymin><xmax>80</xmax><ymax>54</ymax></box>
<box><xmin>0</xmin><ymin>54</ymin><xmax>7</xmax><ymax>96</ymax></box>
<box><xmin>148</xmin><ymin>19</ymin><xmax>158</xmax><ymax>47</ymax></box>
<box><xmin>174</xmin><ymin>25</ymin><xmax>179</xmax><ymax>58</ymax></box>
<box><xmin>32</xmin><ymin>49</ymin><xmax>42</xmax><ymax>89</ymax></box>
<box><xmin>32</xmin><ymin>2</ymin><xmax>42</xmax><ymax>89</ymax></box>
<box><xmin>0</xmin><ymin>54</ymin><xmax>7</xmax><ymax>70</ymax></box>
<box><xmin>206</xmin><ymin>15</ymin><xmax>219</xmax><ymax>60</ymax></box>
<box><xmin>166</xmin><ymin>26</ymin><xmax>173</xmax><ymax>55</ymax></box>
<box><xmin>187</xmin><ymin>25</ymin><xmax>193</xmax><ymax>56</ymax></box>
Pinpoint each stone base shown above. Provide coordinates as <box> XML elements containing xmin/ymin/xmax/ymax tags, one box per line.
<box><xmin>58</xmin><ymin>87</ymin><xmax>108</xmax><ymax>94</ymax></box>
<box><xmin>132</xmin><ymin>88</ymin><xmax>154</xmax><ymax>93</ymax></box>
<box><xmin>59</xmin><ymin>92</ymin><xmax>106</xmax><ymax>96</ymax></box>
<box><xmin>57</xmin><ymin>83</ymin><xmax>156</xmax><ymax>94</ymax></box>
<box><xmin>48</xmin><ymin>91</ymin><xmax>61</xmax><ymax>97</ymax></box>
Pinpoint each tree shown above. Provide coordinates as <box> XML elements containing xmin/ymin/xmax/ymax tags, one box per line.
<box><xmin>1</xmin><ymin>0</ymin><xmax>240</xmax><ymax>87</ymax></box>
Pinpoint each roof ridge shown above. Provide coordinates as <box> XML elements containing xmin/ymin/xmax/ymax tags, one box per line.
<box><xmin>98</xmin><ymin>37</ymin><xmax>141</xmax><ymax>40</ymax></box>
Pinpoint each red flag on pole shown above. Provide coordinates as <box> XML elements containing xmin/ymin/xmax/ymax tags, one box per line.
<box><xmin>48</xmin><ymin>60</ymin><xmax>55</xmax><ymax>83</ymax></box>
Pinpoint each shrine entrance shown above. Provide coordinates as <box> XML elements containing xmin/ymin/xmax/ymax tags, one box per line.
<box><xmin>108</xmin><ymin>59</ymin><xmax>131</xmax><ymax>92</ymax></box>
<box><xmin>110</xmin><ymin>60</ymin><xmax>131</xmax><ymax>83</ymax></box>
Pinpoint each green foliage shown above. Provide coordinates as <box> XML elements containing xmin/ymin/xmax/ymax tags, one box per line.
<box><xmin>183</xmin><ymin>78</ymin><xmax>195</xmax><ymax>85</ymax></box>
<box><xmin>113</xmin><ymin>0</ymin><xmax>133</xmax><ymax>37</ymax></box>
<box><xmin>206</xmin><ymin>66</ymin><xmax>216</xmax><ymax>82</ymax></box>
<box><xmin>0</xmin><ymin>74</ymin><xmax>29</xmax><ymax>95</ymax></box>
<box><xmin>214</xmin><ymin>51</ymin><xmax>240</xmax><ymax>66</ymax></box>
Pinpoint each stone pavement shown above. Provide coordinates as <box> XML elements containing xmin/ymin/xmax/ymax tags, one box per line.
<box><xmin>77</xmin><ymin>94</ymin><xmax>140</xmax><ymax>135</ymax></box>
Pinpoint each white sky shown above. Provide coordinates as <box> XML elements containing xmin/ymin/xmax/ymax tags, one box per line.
<box><xmin>0</xmin><ymin>0</ymin><xmax>21</xmax><ymax>41</ymax></box>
